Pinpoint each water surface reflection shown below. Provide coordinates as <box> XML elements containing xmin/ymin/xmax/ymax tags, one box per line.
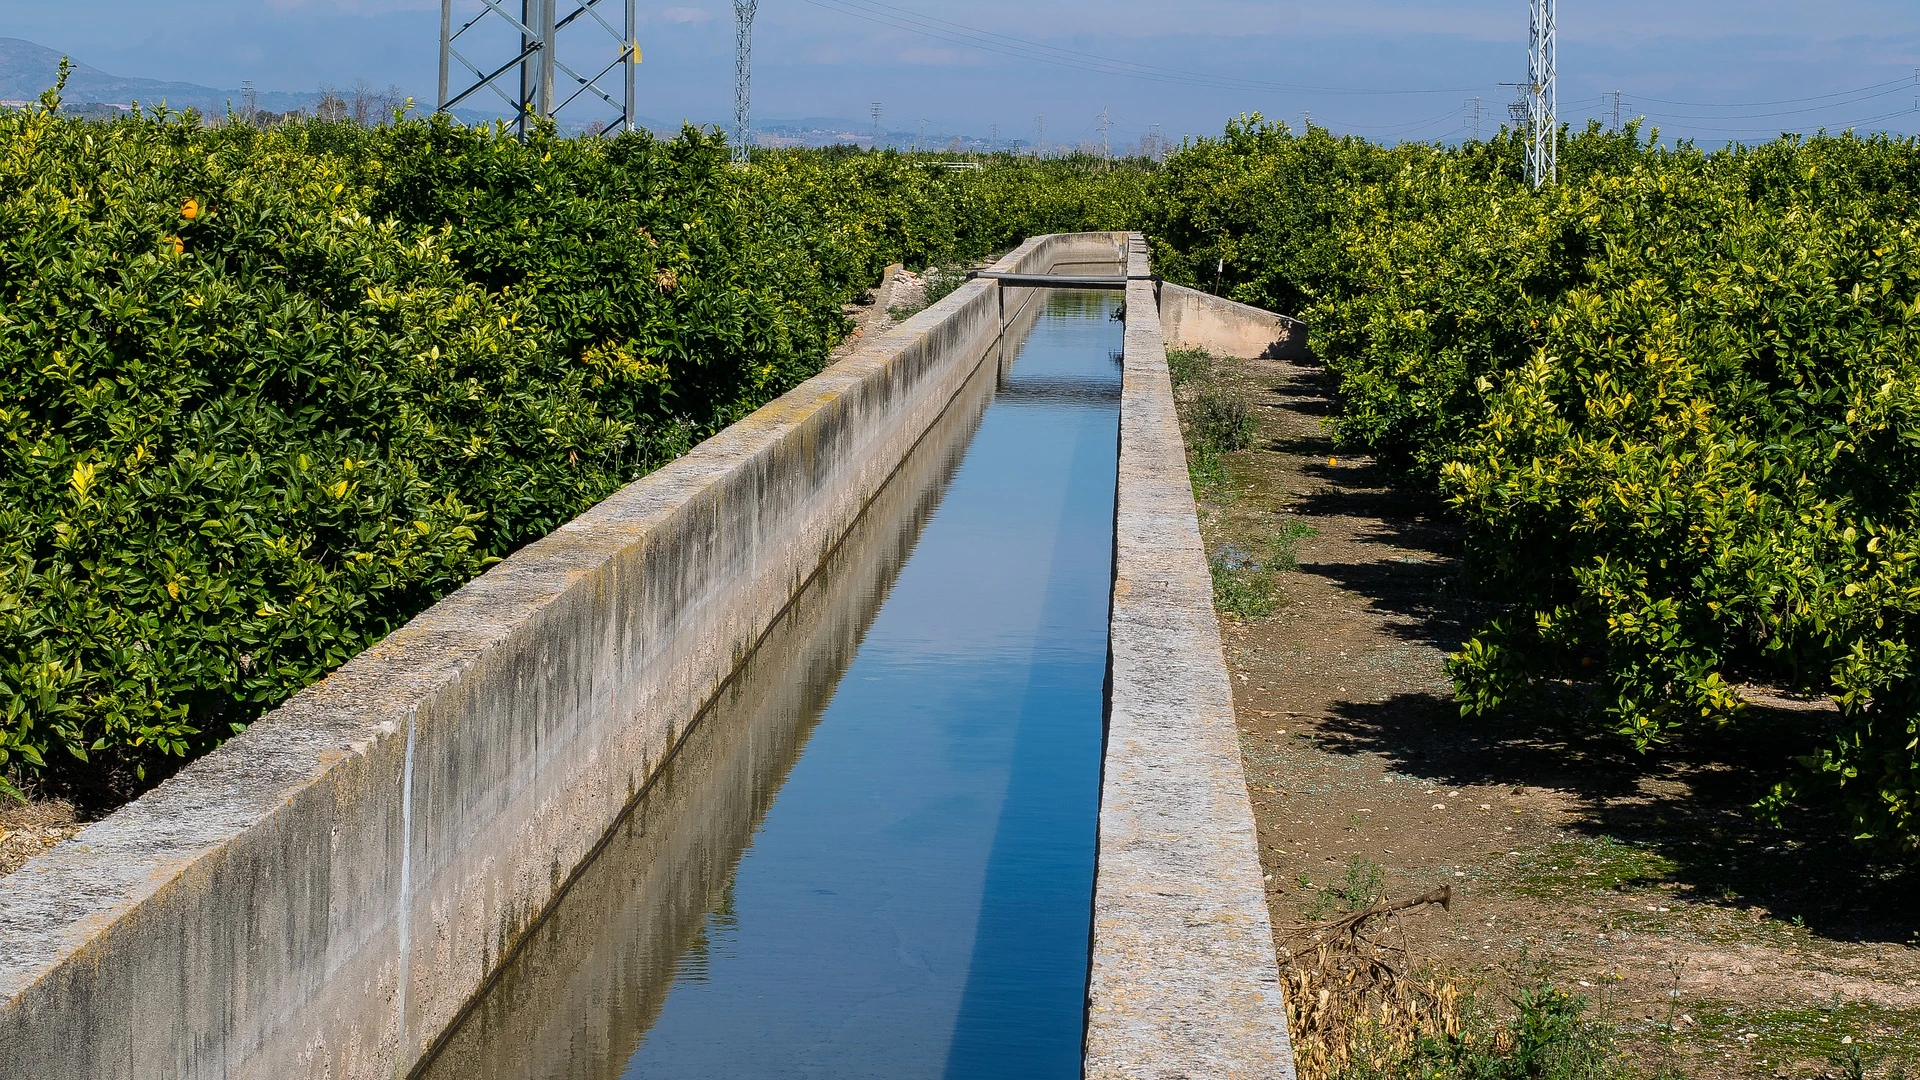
<box><xmin>418</xmin><ymin>291</ymin><xmax>1122</xmax><ymax>1080</ymax></box>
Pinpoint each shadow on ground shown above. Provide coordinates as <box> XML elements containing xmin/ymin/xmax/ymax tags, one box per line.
<box><xmin>1259</xmin><ymin>353</ymin><xmax>1920</xmax><ymax>949</ymax></box>
<box><xmin>1314</xmin><ymin>677</ymin><xmax>1918</xmax><ymax>947</ymax></box>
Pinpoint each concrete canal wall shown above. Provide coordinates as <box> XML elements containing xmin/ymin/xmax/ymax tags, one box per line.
<box><xmin>1159</xmin><ymin>280</ymin><xmax>1309</xmax><ymax>360</ymax></box>
<box><xmin>1084</xmin><ymin>237</ymin><xmax>1297</xmax><ymax>1079</ymax></box>
<box><xmin>0</xmin><ymin>233</ymin><xmax>1128</xmax><ymax>1080</ymax></box>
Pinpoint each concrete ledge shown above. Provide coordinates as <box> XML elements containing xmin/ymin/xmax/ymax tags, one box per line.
<box><xmin>1158</xmin><ymin>280</ymin><xmax>1309</xmax><ymax>360</ymax></box>
<box><xmin>1086</xmin><ymin>235</ymin><xmax>1296</xmax><ymax>1078</ymax></box>
<box><xmin>0</xmin><ymin>232</ymin><xmax>1130</xmax><ymax>1080</ymax></box>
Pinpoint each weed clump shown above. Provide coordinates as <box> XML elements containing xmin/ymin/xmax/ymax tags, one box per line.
<box><xmin>1192</xmin><ymin>386</ymin><xmax>1258</xmax><ymax>451</ymax></box>
<box><xmin>1282</xmin><ymin>882</ymin><xmax>1631</xmax><ymax>1080</ymax></box>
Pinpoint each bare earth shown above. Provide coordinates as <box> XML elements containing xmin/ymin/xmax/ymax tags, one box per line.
<box><xmin>0</xmin><ymin>798</ymin><xmax>78</xmax><ymax>878</ymax></box>
<box><xmin>1200</xmin><ymin>352</ymin><xmax>1920</xmax><ymax>1078</ymax></box>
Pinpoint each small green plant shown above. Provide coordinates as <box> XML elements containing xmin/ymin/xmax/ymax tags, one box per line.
<box><xmin>1189</xmin><ymin>440</ymin><xmax>1231</xmax><ymax>501</ymax></box>
<box><xmin>1167</xmin><ymin>346</ymin><xmax>1214</xmax><ymax>389</ymax></box>
<box><xmin>1192</xmin><ymin>386</ymin><xmax>1258</xmax><ymax>451</ymax></box>
<box><xmin>1211</xmin><ymin>542</ymin><xmax>1276</xmax><ymax>618</ymax></box>
<box><xmin>1332</xmin><ymin>857</ymin><xmax>1387</xmax><ymax>910</ymax></box>
<box><xmin>1304</xmin><ymin>858</ymin><xmax>1387</xmax><ymax>920</ymax></box>
<box><xmin>1268</xmin><ymin>519</ymin><xmax>1317</xmax><ymax>573</ymax></box>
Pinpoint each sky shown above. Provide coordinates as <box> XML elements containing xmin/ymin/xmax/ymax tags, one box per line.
<box><xmin>8</xmin><ymin>1</ymin><xmax>1920</xmax><ymax>148</ymax></box>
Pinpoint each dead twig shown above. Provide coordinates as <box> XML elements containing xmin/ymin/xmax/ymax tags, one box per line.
<box><xmin>1278</xmin><ymin>885</ymin><xmax>1468</xmax><ymax>1080</ymax></box>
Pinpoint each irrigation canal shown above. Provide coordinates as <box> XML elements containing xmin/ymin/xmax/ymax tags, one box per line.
<box><xmin>418</xmin><ymin>290</ymin><xmax>1124</xmax><ymax>1079</ymax></box>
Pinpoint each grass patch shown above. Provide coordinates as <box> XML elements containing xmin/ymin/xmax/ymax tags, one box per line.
<box><xmin>1209</xmin><ymin>523</ymin><xmax>1316</xmax><ymax>620</ymax></box>
<box><xmin>1504</xmin><ymin>836</ymin><xmax>1679</xmax><ymax>900</ymax></box>
<box><xmin>1167</xmin><ymin>345</ymin><xmax>1214</xmax><ymax>389</ymax></box>
<box><xmin>1682</xmin><ymin>999</ymin><xmax>1920</xmax><ymax>1073</ymax></box>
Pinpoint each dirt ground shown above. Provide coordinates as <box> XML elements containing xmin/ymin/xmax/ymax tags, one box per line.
<box><xmin>1197</xmin><ymin>352</ymin><xmax>1920</xmax><ymax>1079</ymax></box>
<box><xmin>0</xmin><ymin>798</ymin><xmax>79</xmax><ymax>878</ymax></box>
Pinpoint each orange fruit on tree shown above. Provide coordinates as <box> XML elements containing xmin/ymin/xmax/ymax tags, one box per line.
<box><xmin>181</xmin><ymin>198</ymin><xmax>200</xmax><ymax>220</ymax></box>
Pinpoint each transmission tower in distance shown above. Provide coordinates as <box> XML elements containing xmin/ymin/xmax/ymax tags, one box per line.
<box><xmin>871</xmin><ymin>102</ymin><xmax>882</xmax><ymax>147</ymax></box>
<box><xmin>1611</xmin><ymin>88</ymin><xmax>1623</xmax><ymax>131</ymax></box>
<box><xmin>1034</xmin><ymin>114</ymin><xmax>1045</xmax><ymax>157</ymax></box>
<box><xmin>1099</xmin><ymin>106</ymin><xmax>1111</xmax><ymax>161</ymax></box>
<box><xmin>438</xmin><ymin>0</ymin><xmax>639</xmax><ymax>139</ymax></box>
<box><xmin>1526</xmin><ymin>0</ymin><xmax>1557</xmax><ymax>186</ymax></box>
<box><xmin>732</xmin><ymin>0</ymin><xmax>757</xmax><ymax>162</ymax></box>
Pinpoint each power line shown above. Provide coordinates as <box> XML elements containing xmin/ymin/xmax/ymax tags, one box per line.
<box><xmin>1634</xmin><ymin>77</ymin><xmax>1910</xmax><ymax>109</ymax></box>
<box><xmin>1639</xmin><ymin>82</ymin><xmax>1909</xmax><ymax>120</ymax></box>
<box><xmin>793</xmin><ymin>0</ymin><xmax>1478</xmax><ymax>98</ymax></box>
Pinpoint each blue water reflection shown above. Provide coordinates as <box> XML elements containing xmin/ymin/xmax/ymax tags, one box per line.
<box><xmin>418</xmin><ymin>290</ymin><xmax>1121</xmax><ymax>1080</ymax></box>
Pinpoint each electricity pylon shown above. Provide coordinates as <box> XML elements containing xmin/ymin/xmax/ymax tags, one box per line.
<box><xmin>733</xmin><ymin>0</ymin><xmax>757</xmax><ymax>162</ymax></box>
<box><xmin>438</xmin><ymin>0</ymin><xmax>639</xmax><ymax>138</ymax></box>
<box><xmin>1526</xmin><ymin>0</ymin><xmax>1557</xmax><ymax>186</ymax></box>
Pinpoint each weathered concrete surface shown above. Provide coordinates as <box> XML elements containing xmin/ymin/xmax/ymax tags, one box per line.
<box><xmin>0</xmin><ymin>233</ymin><xmax>1128</xmax><ymax>1080</ymax></box>
<box><xmin>1158</xmin><ymin>280</ymin><xmax>1309</xmax><ymax>360</ymax></box>
<box><xmin>414</xmin><ymin>326</ymin><xmax>1011</xmax><ymax>1080</ymax></box>
<box><xmin>1086</xmin><ymin>235</ymin><xmax>1297</xmax><ymax>1079</ymax></box>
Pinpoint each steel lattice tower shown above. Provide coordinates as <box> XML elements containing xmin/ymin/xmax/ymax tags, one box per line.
<box><xmin>733</xmin><ymin>0</ymin><xmax>758</xmax><ymax>163</ymax></box>
<box><xmin>438</xmin><ymin>0</ymin><xmax>638</xmax><ymax>138</ymax></box>
<box><xmin>1526</xmin><ymin>0</ymin><xmax>1557</xmax><ymax>186</ymax></box>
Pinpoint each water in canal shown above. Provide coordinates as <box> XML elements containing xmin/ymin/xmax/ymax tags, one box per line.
<box><xmin>419</xmin><ymin>289</ymin><xmax>1122</xmax><ymax>1080</ymax></box>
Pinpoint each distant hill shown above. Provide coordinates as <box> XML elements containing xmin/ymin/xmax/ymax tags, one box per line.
<box><xmin>0</xmin><ymin>37</ymin><xmax>324</xmax><ymax>114</ymax></box>
<box><xmin>0</xmin><ymin>37</ymin><xmax>1015</xmax><ymax>147</ymax></box>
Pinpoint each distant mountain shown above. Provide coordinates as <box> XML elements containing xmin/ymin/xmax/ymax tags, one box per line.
<box><xmin>0</xmin><ymin>37</ymin><xmax>327</xmax><ymax>114</ymax></box>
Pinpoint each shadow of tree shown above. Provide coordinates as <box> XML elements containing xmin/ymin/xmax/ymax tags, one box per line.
<box><xmin>1313</xmin><ymin>691</ymin><xmax>1918</xmax><ymax>945</ymax></box>
<box><xmin>1259</xmin><ymin>354</ymin><xmax>1919</xmax><ymax>949</ymax></box>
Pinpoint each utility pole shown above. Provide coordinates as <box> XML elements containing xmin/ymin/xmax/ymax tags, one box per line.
<box><xmin>870</xmin><ymin>101</ymin><xmax>882</xmax><ymax>147</ymax></box>
<box><xmin>1526</xmin><ymin>0</ymin><xmax>1557</xmax><ymax>186</ymax></box>
<box><xmin>1099</xmin><ymin>106</ymin><xmax>1111</xmax><ymax>161</ymax></box>
<box><xmin>732</xmin><ymin>0</ymin><xmax>757</xmax><ymax>163</ymax></box>
<box><xmin>438</xmin><ymin>0</ymin><xmax>639</xmax><ymax>139</ymax></box>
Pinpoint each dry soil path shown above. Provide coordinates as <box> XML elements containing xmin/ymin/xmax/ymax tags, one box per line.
<box><xmin>1203</xmin><ymin>352</ymin><xmax>1920</xmax><ymax>1079</ymax></box>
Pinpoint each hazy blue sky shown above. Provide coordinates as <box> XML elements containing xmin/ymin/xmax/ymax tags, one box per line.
<box><xmin>9</xmin><ymin>1</ymin><xmax>1920</xmax><ymax>147</ymax></box>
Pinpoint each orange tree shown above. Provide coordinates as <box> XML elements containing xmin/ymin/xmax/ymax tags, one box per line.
<box><xmin>0</xmin><ymin>76</ymin><xmax>1146</xmax><ymax>804</ymax></box>
<box><xmin>1144</xmin><ymin>117</ymin><xmax>1920</xmax><ymax>854</ymax></box>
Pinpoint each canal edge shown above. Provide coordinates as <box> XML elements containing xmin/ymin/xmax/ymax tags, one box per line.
<box><xmin>1085</xmin><ymin>233</ymin><xmax>1298</xmax><ymax>1079</ymax></box>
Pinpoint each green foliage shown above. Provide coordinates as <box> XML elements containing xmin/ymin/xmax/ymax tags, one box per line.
<box><xmin>1192</xmin><ymin>386</ymin><xmax>1258</xmax><ymax>451</ymax></box>
<box><xmin>1335</xmin><ymin>982</ymin><xmax>1625</xmax><ymax>1080</ymax></box>
<box><xmin>0</xmin><ymin>92</ymin><xmax>1147</xmax><ymax>800</ymax></box>
<box><xmin>1210</xmin><ymin>543</ymin><xmax>1275</xmax><ymax>619</ymax></box>
<box><xmin>1165</xmin><ymin>346</ymin><xmax>1213</xmax><ymax>390</ymax></box>
<box><xmin>1144</xmin><ymin>114</ymin><xmax>1920</xmax><ymax>855</ymax></box>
